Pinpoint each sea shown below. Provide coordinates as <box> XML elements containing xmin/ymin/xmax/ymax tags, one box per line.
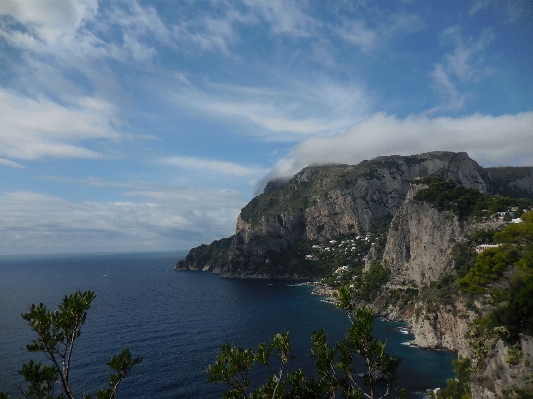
<box><xmin>0</xmin><ymin>251</ymin><xmax>456</xmax><ymax>398</ymax></box>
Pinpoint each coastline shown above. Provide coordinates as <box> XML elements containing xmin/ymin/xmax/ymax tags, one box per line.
<box><xmin>307</xmin><ymin>281</ymin><xmax>424</xmax><ymax>347</ymax></box>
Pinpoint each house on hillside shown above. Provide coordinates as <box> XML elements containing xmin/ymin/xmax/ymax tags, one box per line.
<box><xmin>475</xmin><ymin>244</ymin><xmax>501</xmax><ymax>254</ymax></box>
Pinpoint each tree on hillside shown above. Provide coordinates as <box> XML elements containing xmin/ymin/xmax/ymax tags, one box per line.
<box><xmin>2</xmin><ymin>287</ymin><xmax>403</xmax><ymax>399</ymax></box>
<box><xmin>207</xmin><ymin>285</ymin><xmax>405</xmax><ymax>399</ymax></box>
<box><xmin>0</xmin><ymin>291</ymin><xmax>141</xmax><ymax>399</ymax></box>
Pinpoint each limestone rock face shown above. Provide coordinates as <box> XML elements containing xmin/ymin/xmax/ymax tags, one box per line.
<box><xmin>176</xmin><ymin>151</ymin><xmax>532</xmax><ymax>279</ymax></box>
<box><xmin>471</xmin><ymin>334</ymin><xmax>533</xmax><ymax>398</ymax></box>
<box><xmin>382</xmin><ymin>184</ymin><xmax>467</xmax><ymax>285</ymax></box>
<box><xmin>174</xmin><ymin>150</ymin><xmax>533</xmax><ymax>391</ymax></box>
<box><xmin>409</xmin><ymin>302</ymin><xmax>476</xmax><ymax>357</ymax></box>
<box><xmin>217</xmin><ymin>152</ymin><xmax>491</xmax><ymax>277</ymax></box>
<box><xmin>377</xmin><ymin>182</ymin><xmax>508</xmax><ymax>355</ymax></box>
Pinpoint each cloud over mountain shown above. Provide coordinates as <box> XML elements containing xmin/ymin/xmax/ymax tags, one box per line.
<box><xmin>260</xmin><ymin>112</ymin><xmax>533</xmax><ymax>190</ymax></box>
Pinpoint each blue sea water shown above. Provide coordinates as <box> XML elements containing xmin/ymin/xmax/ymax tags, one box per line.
<box><xmin>0</xmin><ymin>252</ymin><xmax>455</xmax><ymax>398</ymax></box>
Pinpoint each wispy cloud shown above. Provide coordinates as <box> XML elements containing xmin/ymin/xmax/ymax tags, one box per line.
<box><xmin>469</xmin><ymin>0</ymin><xmax>533</xmax><ymax>22</ymax></box>
<box><xmin>261</xmin><ymin>112</ymin><xmax>533</xmax><ymax>186</ymax></box>
<box><xmin>335</xmin><ymin>19</ymin><xmax>377</xmax><ymax>52</ymax></box>
<box><xmin>243</xmin><ymin>0</ymin><xmax>320</xmax><ymax>38</ymax></box>
<box><xmin>0</xmin><ymin>0</ymin><xmax>171</xmax><ymax>63</ymax></box>
<box><xmin>430</xmin><ymin>26</ymin><xmax>494</xmax><ymax>112</ymax></box>
<box><xmin>37</xmin><ymin>175</ymin><xmax>145</xmax><ymax>188</ymax></box>
<box><xmin>160</xmin><ymin>156</ymin><xmax>269</xmax><ymax>177</ymax></box>
<box><xmin>333</xmin><ymin>11</ymin><xmax>424</xmax><ymax>52</ymax></box>
<box><xmin>0</xmin><ymin>0</ymin><xmax>98</xmax><ymax>43</ymax></box>
<box><xmin>430</xmin><ymin>64</ymin><xmax>466</xmax><ymax>112</ymax></box>
<box><xmin>169</xmin><ymin>78</ymin><xmax>369</xmax><ymax>141</ymax></box>
<box><xmin>172</xmin><ymin>6</ymin><xmax>255</xmax><ymax>54</ymax></box>
<box><xmin>0</xmin><ymin>158</ymin><xmax>26</xmax><ymax>169</ymax></box>
<box><xmin>0</xmin><ymin>187</ymin><xmax>245</xmax><ymax>254</ymax></box>
<box><xmin>0</xmin><ymin>89</ymin><xmax>123</xmax><ymax>160</ymax></box>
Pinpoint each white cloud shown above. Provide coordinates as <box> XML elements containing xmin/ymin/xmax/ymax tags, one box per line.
<box><xmin>0</xmin><ymin>158</ymin><xmax>25</xmax><ymax>168</ymax></box>
<box><xmin>430</xmin><ymin>26</ymin><xmax>494</xmax><ymax>112</ymax></box>
<box><xmin>243</xmin><ymin>0</ymin><xmax>319</xmax><ymax>38</ymax></box>
<box><xmin>333</xmin><ymin>12</ymin><xmax>424</xmax><ymax>52</ymax></box>
<box><xmin>0</xmin><ymin>187</ymin><xmax>245</xmax><ymax>254</ymax></box>
<box><xmin>0</xmin><ymin>89</ymin><xmax>123</xmax><ymax>160</ymax></box>
<box><xmin>169</xmin><ymin>78</ymin><xmax>369</xmax><ymax>141</ymax></box>
<box><xmin>262</xmin><ymin>112</ymin><xmax>533</xmax><ymax>183</ymax></box>
<box><xmin>0</xmin><ymin>0</ymin><xmax>98</xmax><ymax>42</ymax></box>
<box><xmin>0</xmin><ymin>0</ymin><xmax>174</xmax><ymax>66</ymax></box>
<box><xmin>160</xmin><ymin>156</ymin><xmax>269</xmax><ymax>177</ymax></box>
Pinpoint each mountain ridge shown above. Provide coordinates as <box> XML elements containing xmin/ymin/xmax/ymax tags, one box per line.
<box><xmin>175</xmin><ymin>150</ymin><xmax>533</xmax><ymax>397</ymax></box>
<box><xmin>176</xmin><ymin>151</ymin><xmax>531</xmax><ymax>278</ymax></box>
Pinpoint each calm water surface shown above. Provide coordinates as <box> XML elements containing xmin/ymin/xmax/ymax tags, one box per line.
<box><xmin>0</xmin><ymin>252</ymin><xmax>455</xmax><ymax>398</ymax></box>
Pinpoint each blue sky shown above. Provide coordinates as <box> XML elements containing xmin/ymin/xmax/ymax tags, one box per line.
<box><xmin>1</xmin><ymin>0</ymin><xmax>532</xmax><ymax>255</ymax></box>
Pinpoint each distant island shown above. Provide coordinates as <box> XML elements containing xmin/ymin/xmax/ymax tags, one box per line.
<box><xmin>176</xmin><ymin>151</ymin><xmax>533</xmax><ymax>397</ymax></box>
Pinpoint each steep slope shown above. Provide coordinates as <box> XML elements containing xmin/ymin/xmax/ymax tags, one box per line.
<box><xmin>381</xmin><ymin>183</ymin><xmax>469</xmax><ymax>285</ymax></box>
<box><xmin>374</xmin><ymin>179</ymin><xmax>533</xmax><ymax>397</ymax></box>
<box><xmin>177</xmin><ymin>151</ymin><xmax>493</xmax><ymax>277</ymax></box>
<box><xmin>487</xmin><ymin>166</ymin><xmax>533</xmax><ymax>199</ymax></box>
<box><xmin>176</xmin><ymin>150</ymin><xmax>533</xmax><ymax>396</ymax></box>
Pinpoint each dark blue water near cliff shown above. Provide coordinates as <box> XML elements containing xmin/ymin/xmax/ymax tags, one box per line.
<box><xmin>0</xmin><ymin>252</ymin><xmax>455</xmax><ymax>398</ymax></box>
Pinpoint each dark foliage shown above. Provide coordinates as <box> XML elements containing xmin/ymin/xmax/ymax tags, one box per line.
<box><xmin>414</xmin><ymin>177</ymin><xmax>533</xmax><ymax>220</ymax></box>
<box><xmin>1</xmin><ymin>291</ymin><xmax>141</xmax><ymax>399</ymax></box>
<box><xmin>207</xmin><ymin>303</ymin><xmax>405</xmax><ymax>399</ymax></box>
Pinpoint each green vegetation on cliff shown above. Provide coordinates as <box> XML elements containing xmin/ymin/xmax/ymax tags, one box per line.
<box><xmin>414</xmin><ymin>177</ymin><xmax>533</xmax><ymax>220</ymax></box>
<box><xmin>459</xmin><ymin>211</ymin><xmax>533</xmax><ymax>336</ymax></box>
<box><xmin>422</xmin><ymin>211</ymin><xmax>533</xmax><ymax>397</ymax></box>
<box><xmin>240</xmin><ymin>155</ymin><xmax>428</xmax><ymax>227</ymax></box>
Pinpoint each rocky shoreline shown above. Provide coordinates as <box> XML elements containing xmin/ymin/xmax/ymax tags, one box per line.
<box><xmin>310</xmin><ymin>282</ymin><xmax>337</xmax><ymax>303</ymax></box>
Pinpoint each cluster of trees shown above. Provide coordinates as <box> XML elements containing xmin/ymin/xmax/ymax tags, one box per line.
<box><xmin>414</xmin><ymin>177</ymin><xmax>533</xmax><ymax>220</ymax></box>
<box><xmin>458</xmin><ymin>211</ymin><xmax>533</xmax><ymax>336</ymax></box>
<box><xmin>207</xmin><ymin>286</ymin><xmax>405</xmax><ymax>399</ymax></box>
<box><xmin>1</xmin><ymin>288</ymin><xmax>405</xmax><ymax>399</ymax></box>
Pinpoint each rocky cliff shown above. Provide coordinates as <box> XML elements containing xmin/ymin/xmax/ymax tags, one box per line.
<box><xmin>177</xmin><ymin>151</ymin><xmax>501</xmax><ymax>277</ymax></box>
<box><xmin>471</xmin><ymin>334</ymin><xmax>533</xmax><ymax>398</ymax></box>
<box><xmin>176</xmin><ymin>150</ymin><xmax>533</xmax><ymax>395</ymax></box>
<box><xmin>374</xmin><ymin>181</ymin><xmax>497</xmax><ymax>355</ymax></box>
<box><xmin>375</xmin><ymin>177</ymin><xmax>533</xmax><ymax>396</ymax></box>
<box><xmin>381</xmin><ymin>183</ymin><xmax>469</xmax><ymax>285</ymax></box>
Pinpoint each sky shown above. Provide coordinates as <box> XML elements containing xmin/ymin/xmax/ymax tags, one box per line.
<box><xmin>1</xmin><ymin>0</ymin><xmax>532</xmax><ymax>255</ymax></box>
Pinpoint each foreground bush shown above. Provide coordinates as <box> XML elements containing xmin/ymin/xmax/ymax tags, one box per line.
<box><xmin>207</xmin><ymin>286</ymin><xmax>405</xmax><ymax>399</ymax></box>
<box><xmin>0</xmin><ymin>291</ymin><xmax>141</xmax><ymax>399</ymax></box>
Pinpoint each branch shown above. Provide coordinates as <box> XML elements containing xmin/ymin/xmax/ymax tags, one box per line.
<box><xmin>39</xmin><ymin>335</ymin><xmax>75</xmax><ymax>399</ymax></box>
<box><xmin>65</xmin><ymin>320</ymin><xmax>79</xmax><ymax>383</ymax></box>
<box><xmin>346</xmin><ymin>371</ymin><xmax>364</xmax><ymax>392</ymax></box>
<box><xmin>377</xmin><ymin>386</ymin><xmax>390</xmax><ymax>399</ymax></box>
<box><xmin>271</xmin><ymin>363</ymin><xmax>284</xmax><ymax>399</ymax></box>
